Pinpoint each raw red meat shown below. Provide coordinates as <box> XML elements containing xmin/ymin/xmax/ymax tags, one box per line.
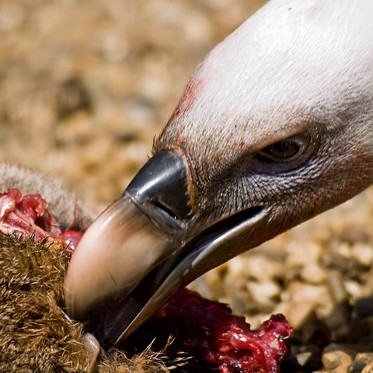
<box><xmin>60</xmin><ymin>230</ymin><xmax>84</xmax><ymax>251</ymax></box>
<box><xmin>0</xmin><ymin>188</ymin><xmax>82</xmax><ymax>250</ymax></box>
<box><xmin>156</xmin><ymin>289</ymin><xmax>292</xmax><ymax>373</ymax></box>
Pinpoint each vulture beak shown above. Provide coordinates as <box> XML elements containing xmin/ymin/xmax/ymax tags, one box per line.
<box><xmin>64</xmin><ymin>147</ymin><xmax>270</xmax><ymax>347</ymax></box>
<box><xmin>65</xmin><ymin>0</ymin><xmax>373</xmax><ymax>349</ymax></box>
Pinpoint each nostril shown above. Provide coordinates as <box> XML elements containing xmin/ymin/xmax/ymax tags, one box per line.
<box><xmin>153</xmin><ymin>201</ymin><xmax>178</xmax><ymax>220</ymax></box>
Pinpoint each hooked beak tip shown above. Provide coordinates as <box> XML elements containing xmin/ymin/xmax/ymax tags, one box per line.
<box><xmin>64</xmin><ymin>196</ymin><xmax>172</xmax><ymax>321</ymax></box>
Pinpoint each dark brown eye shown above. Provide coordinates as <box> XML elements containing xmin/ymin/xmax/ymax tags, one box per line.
<box><xmin>256</xmin><ymin>135</ymin><xmax>309</xmax><ymax>164</ymax></box>
<box><xmin>260</xmin><ymin>140</ymin><xmax>301</xmax><ymax>161</ymax></box>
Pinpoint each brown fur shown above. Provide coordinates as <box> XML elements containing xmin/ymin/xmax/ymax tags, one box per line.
<box><xmin>0</xmin><ymin>233</ymin><xmax>176</xmax><ymax>372</ymax></box>
<box><xmin>0</xmin><ymin>234</ymin><xmax>88</xmax><ymax>372</ymax></box>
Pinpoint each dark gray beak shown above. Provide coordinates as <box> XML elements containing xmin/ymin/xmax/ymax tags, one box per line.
<box><xmin>64</xmin><ymin>148</ymin><xmax>269</xmax><ymax>348</ymax></box>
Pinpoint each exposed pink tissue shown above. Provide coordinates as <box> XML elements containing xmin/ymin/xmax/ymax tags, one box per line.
<box><xmin>0</xmin><ymin>188</ymin><xmax>82</xmax><ymax>250</ymax></box>
<box><xmin>60</xmin><ymin>230</ymin><xmax>84</xmax><ymax>250</ymax></box>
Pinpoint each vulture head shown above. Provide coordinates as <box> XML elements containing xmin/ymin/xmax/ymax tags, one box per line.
<box><xmin>64</xmin><ymin>0</ymin><xmax>373</xmax><ymax>348</ymax></box>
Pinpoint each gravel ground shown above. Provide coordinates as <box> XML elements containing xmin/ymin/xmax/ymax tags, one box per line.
<box><xmin>1</xmin><ymin>0</ymin><xmax>373</xmax><ymax>372</ymax></box>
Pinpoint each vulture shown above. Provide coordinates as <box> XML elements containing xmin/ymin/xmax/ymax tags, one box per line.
<box><xmin>64</xmin><ymin>0</ymin><xmax>373</xmax><ymax>349</ymax></box>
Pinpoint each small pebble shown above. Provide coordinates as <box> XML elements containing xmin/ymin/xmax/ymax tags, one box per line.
<box><xmin>243</xmin><ymin>254</ymin><xmax>282</xmax><ymax>282</ymax></box>
<box><xmin>326</xmin><ymin>270</ymin><xmax>348</xmax><ymax>304</ymax></box>
<box><xmin>362</xmin><ymin>362</ymin><xmax>373</xmax><ymax>373</ymax></box>
<box><xmin>354</xmin><ymin>352</ymin><xmax>373</xmax><ymax>364</ymax></box>
<box><xmin>301</xmin><ymin>263</ymin><xmax>326</xmax><ymax>284</ymax></box>
<box><xmin>322</xmin><ymin>349</ymin><xmax>353</xmax><ymax>370</ymax></box>
<box><xmin>351</xmin><ymin>243</ymin><xmax>373</xmax><ymax>267</ymax></box>
<box><xmin>295</xmin><ymin>351</ymin><xmax>313</xmax><ymax>366</ymax></box>
<box><xmin>280</xmin><ymin>301</ymin><xmax>315</xmax><ymax>331</ymax></box>
<box><xmin>246</xmin><ymin>281</ymin><xmax>281</xmax><ymax>310</ymax></box>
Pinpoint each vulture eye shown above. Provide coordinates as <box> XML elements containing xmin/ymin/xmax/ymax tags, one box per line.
<box><xmin>252</xmin><ymin>132</ymin><xmax>319</xmax><ymax>174</ymax></box>
<box><xmin>257</xmin><ymin>135</ymin><xmax>306</xmax><ymax>163</ymax></box>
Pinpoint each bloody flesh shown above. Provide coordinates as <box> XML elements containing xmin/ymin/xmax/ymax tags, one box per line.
<box><xmin>156</xmin><ymin>289</ymin><xmax>292</xmax><ymax>373</ymax></box>
<box><xmin>0</xmin><ymin>188</ymin><xmax>83</xmax><ymax>250</ymax></box>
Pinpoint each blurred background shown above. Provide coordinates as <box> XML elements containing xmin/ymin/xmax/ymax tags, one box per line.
<box><xmin>1</xmin><ymin>1</ymin><xmax>373</xmax><ymax>370</ymax></box>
